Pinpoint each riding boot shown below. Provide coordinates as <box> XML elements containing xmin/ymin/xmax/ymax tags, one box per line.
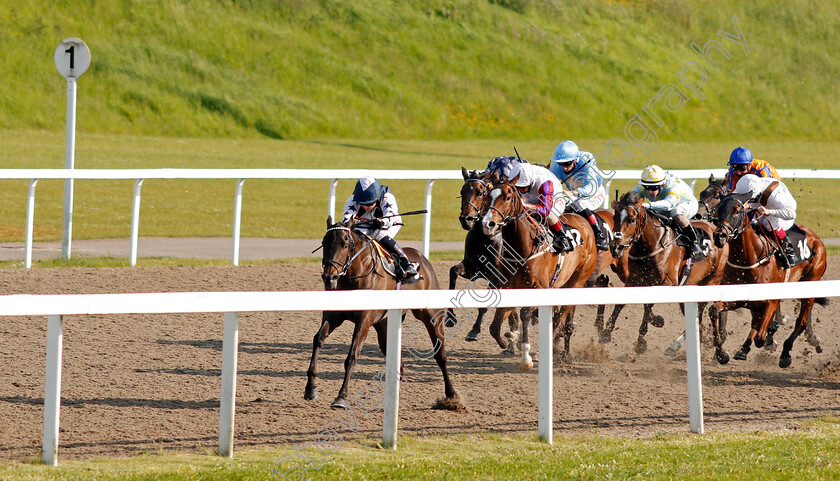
<box><xmin>378</xmin><ymin>236</ymin><xmax>420</xmax><ymax>283</ymax></box>
<box><xmin>591</xmin><ymin>222</ymin><xmax>609</xmax><ymax>251</ymax></box>
<box><xmin>680</xmin><ymin>225</ymin><xmax>705</xmax><ymax>262</ymax></box>
<box><xmin>777</xmin><ymin>236</ymin><xmax>797</xmax><ymax>269</ymax></box>
<box><xmin>551</xmin><ymin>224</ymin><xmax>575</xmax><ymax>253</ymax></box>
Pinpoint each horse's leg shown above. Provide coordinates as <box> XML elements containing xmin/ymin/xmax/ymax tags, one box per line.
<box><xmin>465</xmin><ymin>307</ymin><xmax>487</xmax><ymax>341</ymax></box>
<box><xmin>519</xmin><ymin>307</ymin><xmax>534</xmax><ymax>372</ymax></box>
<box><xmin>372</xmin><ymin>317</ymin><xmax>405</xmax><ymax>380</ymax></box>
<box><xmin>753</xmin><ymin>300</ymin><xmax>779</xmax><ymax>349</ymax></box>
<box><xmin>635</xmin><ymin>304</ymin><xmax>656</xmax><ymax>354</ymax></box>
<box><xmin>779</xmin><ymin>299</ymin><xmax>816</xmax><ymax>369</ymax></box>
<box><xmin>600</xmin><ymin>304</ymin><xmax>626</xmax><ymax>344</ymax></box>
<box><xmin>332</xmin><ymin>312</ymin><xmax>378</xmax><ymax>409</ymax></box>
<box><xmin>551</xmin><ymin>306</ymin><xmax>575</xmax><ymax>358</ymax></box>
<box><xmin>709</xmin><ymin>302</ymin><xmax>730</xmax><ymax>364</ymax></box>
<box><xmin>505</xmin><ymin>308</ymin><xmax>523</xmax><ymax>349</ymax></box>
<box><xmin>803</xmin><ymin>305</ymin><xmax>823</xmax><ymax>353</ymax></box>
<box><xmin>489</xmin><ymin>308</ymin><xmax>514</xmax><ymax>353</ymax></box>
<box><xmin>734</xmin><ymin>308</ymin><xmax>761</xmax><ymax>361</ymax></box>
<box><xmin>414</xmin><ymin>308</ymin><xmax>460</xmax><ymax>407</ymax></box>
<box><xmin>448</xmin><ymin>263</ymin><xmax>466</xmax><ymax>331</ymax></box>
<box><xmin>304</xmin><ymin>313</ymin><xmax>344</xmax><ymax>401</ymax></box>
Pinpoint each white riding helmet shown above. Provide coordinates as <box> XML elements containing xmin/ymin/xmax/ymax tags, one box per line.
<box><xmin>640</xmin><ymin>165</ymin><xmax>667</xmax><ymax>187</ymax></box>
<box><xmin>508</xmin><ymin>162</ymin><xmax>533</xmax><ymax>188</ymax></box>
<box><xmin>732</xmin><ymin>173</ymin><xmax>762</xmax><ymax>199</ymax></box>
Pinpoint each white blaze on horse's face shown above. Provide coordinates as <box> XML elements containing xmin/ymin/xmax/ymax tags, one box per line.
<box><xmin>482</xmin><ymin>188</ymin><xmax>503</xmax><ymax>236</ymax></box>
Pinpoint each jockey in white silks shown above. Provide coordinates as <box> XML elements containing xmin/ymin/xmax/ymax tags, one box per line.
<box><xmin>732</xmin><ymin>173</ymin><xmax>798</xmax><ymax>268</ymax></box>
<box><xmin>629</xmin><ymin>165</ymin><xmax>704</xmax><ymax>261</ymax></box>
<box><xmin>503</xmin><ymin>162</ymin><xmax>574</xmax><ymax>253</ymax></box>
<box><xmin>341</xmin><ymin>176</ymin><xmax>419</xmax><ymax>282</ymax></box>
<box><xmin>548</xmin><ymin>140</ymin><xmax>609</xmax><ymax>251</ymax></box>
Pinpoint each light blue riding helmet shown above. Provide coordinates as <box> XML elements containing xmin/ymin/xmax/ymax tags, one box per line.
<box><xmin>551</xmin><ymin>140</ymin><xmax>580</xmax><ymax>163</ymax></box>
<box><xmin>729</xmin><ymin>146</ymin><xmax>753</xmax><ymax>165</ymax></box>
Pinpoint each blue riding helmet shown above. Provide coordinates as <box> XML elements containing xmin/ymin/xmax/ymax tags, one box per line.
<box><xmin>353</xmin><ymin>176</ymin><xmax>383</xmax><ymax>205</ymax></box>
<box><xmin>551</xmin><ymin>140</ymin><xmax>580</xmax><ymax>163</ymax></box>
<box><xmin>729</xmin><ymin>146</ymin><xmax>753</xmax><ymax>165</ymax></box>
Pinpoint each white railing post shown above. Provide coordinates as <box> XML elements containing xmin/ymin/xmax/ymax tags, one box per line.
<box><xmin>689</xmin><ymin>179</ymin><xmax>697</xmax><ymax>191</ymax></box>
<box><xmin>232</xmin><ymin>179</ymin><xmax>245</xmax><ymax>266</ymax></box>
<box><xmin>129</xmin><ymin>179</ymin><xmax>144</xmax><ymax>267</ymax></box>
<box><xmin>382</xmin><ymin>308</ymin><xmax>402</xmax><ymax>450</ymax></box>
<box><xmin>25</xmin><ymin>179</ymin><xmax>38</xmax><ymax>268</ymax></box>
<box><xmin>61</xmin><ymin>80</ymin><xmax>77</xmax><ymax>261</ymax></box>
<box><xmin>684</xmin><ymin>302</ymin><xmax>704</xmax><ymax>433</ymax></box>
<box><xmin>42</xmin><ymin>315</ymin><xmax>64</xmax><ymax>466</ymax></box>
<box><xmin>328</xmin><ymin>179</ymin><xmax>339</xmax><ymax>222</ymax></box>
<box><xmin>422</xmin><ymin>180</ymin><xmax>435</xmax><ymax>259</ymax></box>
<box><xmin>219</xmin><ymin>312</ymin><xmax>239</xmax><ymax>457</ymax></box>
<box><xmin>603</xmin><ymin>180</ymin><xmax>612</xmax><ymax>209</ymax></box>
<box><xmin>538</xmin><ymin>305</ymin><xmax>553</xmax><ymax>443</ymax></box>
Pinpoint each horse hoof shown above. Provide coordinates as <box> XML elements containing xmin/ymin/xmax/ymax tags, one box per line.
<box><xmin>465</xmin><ymin>331</ymin><xmax>479</xmax><ymax>342</ymax></box>
<box><xmin>664</xmin><ymin>346</ymin><xmax>678</xmax><ymax>357</ymax></box>
<box><xmin>521</xmin><ymin>360</ymin><xmax>533</xmax><ymax>372</ymax></box>
<box><xmin>501</xmin><ymin>345</ymin><xmax>517</xmax><ymax>356</ymax></box>
<box><xmin>330</xmin><ymin>398</ymin><xmax>348</xmax><ymax>410</ymax></box>
<box><xmin>779</xmin><ymin>356</ymin><xmax>792</xmax><ymax>369</ymax></box>
<box><xmin>651</xmin><ymin>315</ymin><xmax>665</xmax><ymax>329</ymax></box>
<box><xmin>763</xmin><ymin>339</ymin><xmax>778</xmax><ymax>352</ymax></box>
<box><xmin>634</xmin><ymin>339</ymin><xmax>648</xmax><ymax>354</ymax></box>
<box><xmin>781</xmin><ymin>314</ymin><xmax>791</xmax><ymax>325</ymax></box>
<box><xmin>733</xmin><ymin>350</ymin><xmax>747</xmax><ymax>361</ymax></box>
<box><xmin>304</xmin><ymin>386</ymin><xmax>318</xmax><ymax>401</ymax></box>
<box><xmin>599</xmin><ymin>332</ymin><xmax>612</xmax><ymax>344</ymax></box>
<box><xmin>504</xmin><ymin>330</ymin><xmax>520</xmax><ymax>340</ymax></box>
<box><xmin>754</xmin><ymin>338</ymin><xmax>766</xmax><ymax>349</ymax></box>
<box><xmin>716</xmin><ymin>351</ymin><xmax>731</xmax><ymax>365</ymax></box>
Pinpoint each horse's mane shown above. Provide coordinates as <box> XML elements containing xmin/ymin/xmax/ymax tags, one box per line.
<box><xmin>620</xmin><ymin>190</ymin><xmax>642</xmax><ymax>204</ymax></box>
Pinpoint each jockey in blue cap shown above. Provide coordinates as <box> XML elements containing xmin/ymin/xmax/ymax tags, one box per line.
<box><xmin>724</xmin><ymin>146</ymin><xmax>780</xmax><ymax>191</ymax></box>
<box><xmin>342</xmin><ymin>176</ymin><xmax>419</xmax><ymax>282</ymax></box>
<box><xmin>549</xmin><ymin>141</ymin><xmax>609</xmax><ymax>250</ymax></box>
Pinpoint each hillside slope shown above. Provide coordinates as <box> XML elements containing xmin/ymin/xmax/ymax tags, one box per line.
<box><xmin>1</xmin><ymin>0</ymin><xmax>838</xmax><ymax>141</ymax></box>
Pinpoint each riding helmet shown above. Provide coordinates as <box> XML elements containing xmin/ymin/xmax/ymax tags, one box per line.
<box><xmin>640</xmin><ymin>165</ymin><xmax>667</xmax><ymax>186</ymax></box>
<box><xmin>353</xmin><ymin>176</ymin><xmax>383</xmax><ymax>205</ymax></box>
<box><xmin>551</xmin><ymin>140</ymin><xmax>580</xmax><ymax>163</ymax></box>
<box><xmin>729</xmin><ymin>146</ymin><xmax>753</xmax><ymax>165</ymax></box>
<box><xmin>509</xmin><ymin>162</ymin><xmax>533</xmax><ymax>188</ymax></box>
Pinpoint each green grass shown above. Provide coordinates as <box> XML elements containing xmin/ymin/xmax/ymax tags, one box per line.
<box><xmin>1</xmin><ymin>1</ymin><xmax>838</xmax><ymax>141</ymax></box>
<box><xmin>4</xmin><ymin>420</ymin><xmax>840</xmax><ymax>480</ymax></box>
<box><xmin>0</xmin><ymin>132</ymin><xmax>837</xmax><ymax>246</ymax></box>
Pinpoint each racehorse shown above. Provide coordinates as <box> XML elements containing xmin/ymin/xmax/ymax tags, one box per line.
<box><xmin>450</xmin><ymin>167</ymin><xmax>520</xmax><ymax>343</ymax></box>
<box><xmin>610</xmin><ymin>190</ymin><xmax>729</xmax><ymax>355</ymax></box>
<box><xmin>305</xmin><ymin>216</ymin><xmax>462</xmax><ymax>410</ymax></box>
<box><xmin>589</xmin><ymin>208</ymin><xmax>634</xmax><ymax>344</ymax></box>
<box><xmin>481</xmin><ymin>177</ymin><xmax>599</xmax><ymax>371</ymax></box>
<box><xmin>712</xmin><ymin>193</ymin><xmax>828</xmax><ymax>368</ymax></box>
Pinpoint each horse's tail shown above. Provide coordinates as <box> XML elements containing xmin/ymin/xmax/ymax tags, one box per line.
<box><xmin>815</xmin><ymin>297</ymin><xmax>830</xmax><ymax>307</ymax></box>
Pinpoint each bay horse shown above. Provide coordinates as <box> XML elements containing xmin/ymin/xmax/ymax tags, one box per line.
<box><xmin>304</xmin><ymin>216</ymin><xmax>462</xmax><ymax>410</ymax></box>
<box><xmin>450</xmin><ymin>167</ymin><xmax>520</xmax><ymax>343</ymax></box>
<box><xmin>481</xmin><ymin>178</ymin><xmax>599</xmax><ymax>371</ymax></box>
<box><xmin>610</xmin><ymin>191</ymin><xmax>729</xmax><ymax>355</ymax></box>
<box><xmin>712</xmin><ymin>193</ymin><xmax>828</xmax><ymax>368</ymax></box>
<box><xmin>589</xmin><ymin>207</ymin><xmax>633</xmax><ymax>344</ymax></box>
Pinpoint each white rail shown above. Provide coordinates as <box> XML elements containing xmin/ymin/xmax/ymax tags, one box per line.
<box><xmin>9</xmin><ymin>279</ymin><xmax>839</xmax><ymax>465</ymax></box>
<box><xmin>4</xmin><ymin>168</ymin><xmax>838</xmax><ymax>267</ymax></box>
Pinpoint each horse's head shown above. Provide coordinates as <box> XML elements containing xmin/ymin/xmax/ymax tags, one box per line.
<box><xmin>321</xmin><ymin>215</ymin><xmax>356</xmax><ymax>290</ymax></box>
<box><xmin>610</xmin><ymin>191</ymin><xmax>645</xmax><ymax>258</ymax></box>
<box><xmin>481</xmin><ymin>178</ymin><xmax>521</xmax><ymax>238</ymax></box>
<box><xmin>695</xmin><ymin>174</ymin><xmax>728</xmax><ymax>221</ymax></box>
<box><xmin>712</xmin><ymin>192</ymin><xmax>752</xmax><ymax>248</ymax></box>
<box><xmin>459</xmin><ymin>167</ymin><xmax>490</xmax><ymax>230</ymax></box>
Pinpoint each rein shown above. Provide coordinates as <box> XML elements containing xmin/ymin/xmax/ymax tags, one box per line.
<box><xmin>717</xmin><ymin>198</ymin><xmax>777</xmax><ymax>269</ymax></box>
<box><xmin>490</xmin><ymin>182</ymin><xmax>554</xmax><ymax>262</ymax></box>
<box><xmin>615</xmin><ymin>203</ymin><xmax>677</xmax><ymax>260</ymax></box>
<box><xmin>460</xmin><ymin>178</ymin><xmax>489</xmax><ymax>222</ymax></box>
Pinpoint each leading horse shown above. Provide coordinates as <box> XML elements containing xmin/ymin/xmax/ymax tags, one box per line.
<box><xmin>481</xmin><ymin>178</ymin><xmax>599</xmax><ymax>371</ymax></box>
<box><xmin>305</xmin><ymin>216</ymin><xmax>462</xmax><ymax>410</ymax></box>
<box><xmin>712</xmin><ymin>193</ymin><xmax>828</xmax><ymax>368</ymax></box>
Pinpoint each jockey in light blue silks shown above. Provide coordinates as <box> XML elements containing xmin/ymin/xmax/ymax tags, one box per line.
<box><xmin>341</xmin><ymin>176</ymin><xmax>419</xmax><ymax>282</ymax></box>
<box><xmin>549</xmin><ymin>140</ymin><xmax>609</xmax><ymax>250</ymax></box>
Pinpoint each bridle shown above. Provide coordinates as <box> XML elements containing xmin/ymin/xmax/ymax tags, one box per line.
<box><xmin>459</xmin><ymin>178</ymin><xmax>489</xmax><ymax>225</ymax></box>
<box><xmin>322</xmin><ymin>225</ymin><xmax>378</xmax><ymax>280</ymax></box>
<box><xmin>486</xmin><ymin>181</ymin><xmax>529</xmax><ymax>229</ymax></box>
<box><xmin>612</xmin><ymin>202</ymin><xmax>647</xmax><ymax>251</ymax></box>
<box><xmin>696</xmin><ymin>184</ymin><xmax>726</xmax><ymax>222</ymax></box>
<box><xmin>715</xmin><ymin>196</ymin><xmax>750</xmax><ymax>242</ymax></box>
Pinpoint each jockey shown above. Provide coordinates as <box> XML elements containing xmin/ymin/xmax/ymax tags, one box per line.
<box><xmin>508</xmin><ymin>162</ymin><xmax>574</xmax><ymax>253</ymax></box>
<box><xmin>724</xmin><ymin>146</ymin><xmax>780</xmax><ymax>191</ymax></box>
<box><xmin>632</xmin><ymin>165</ymin><xmax>704</xmax><ymax>261</ymax></box>
<box><xmin>732</xmin><ymin>174</ymin><xmax>798</xmax><ymax>269</ymax></box>
<box><xmin>548</xmin><ymin>140</ymin><xmax>609</xmax><ymax>251</ymax></box>
<box><xmin>341</xmin><ymin>176</ymin><xmax>419</xmax><ymax>283</ymax></box>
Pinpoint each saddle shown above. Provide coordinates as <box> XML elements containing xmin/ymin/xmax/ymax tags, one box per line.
<box><xmin>647</xmin><ymin>210</ymin><xmax>710</xmax><ymax>260</ymax></box>
<box><xmin>365</xmin><ymin>235</ymin><xmax>419</xmax><ymax>282</ymax></box>
<box><xmin>753</xmin><ymin>222</ymin><xmax>812</xmax><ymax>268</ymax></box>
<box><xmin>527</xmin><ymin>214</ymin><xmax>584</xmax><ymax>253</ymax></box>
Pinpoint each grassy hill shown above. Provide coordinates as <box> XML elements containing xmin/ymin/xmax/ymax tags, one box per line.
<box><xmin>1</xmin><ymin>0</ymin><xmax>838</xmax><ymax>142</ymax></box>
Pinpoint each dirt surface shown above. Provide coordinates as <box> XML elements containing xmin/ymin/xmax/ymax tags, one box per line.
<box><xmin>1</xmin><ymin>259</ymin><xmax>839</xmax><ymax>462</ymax></box>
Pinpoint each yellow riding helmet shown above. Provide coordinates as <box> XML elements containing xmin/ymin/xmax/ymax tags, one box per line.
<box><xmin>640</xmin><ymin>165</ymin><xmax>666</xmax><ymax>186</ymax></box>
